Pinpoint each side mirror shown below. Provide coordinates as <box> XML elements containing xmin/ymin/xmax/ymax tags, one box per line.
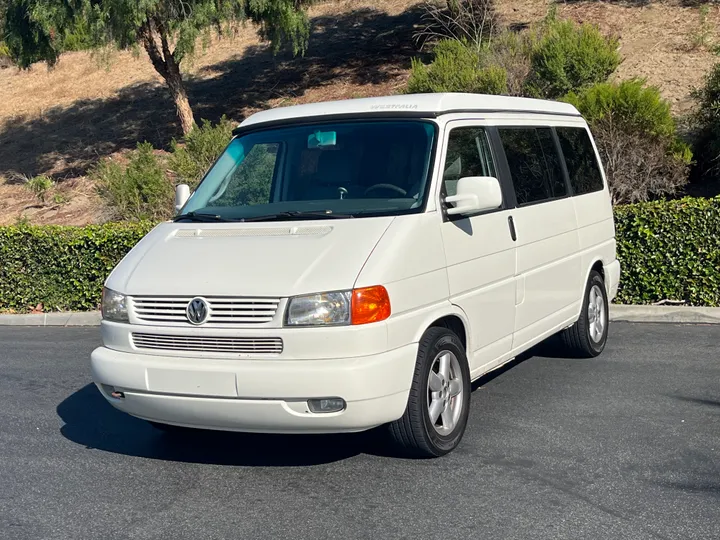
<box><xmin>445</xmin><ymin>176</ymin><xmax>502</xmax><ymax>216</ymax></box>
<box><xmin>175</xmin><ymin>184</ymin><xmax>190</xmax><ymax>213</ymax></box>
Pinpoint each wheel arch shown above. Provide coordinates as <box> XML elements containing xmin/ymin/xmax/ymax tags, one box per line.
<box><xmin>414</xmin><ymin>306</ymin><xmax>471</xmax><ymax>355</ymax></box>
<box><xmin>576</xmin><ymin>257</ymin><xmax>607</xmax><ymax>320</ymax></box>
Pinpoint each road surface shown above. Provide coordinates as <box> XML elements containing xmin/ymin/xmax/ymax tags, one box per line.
<box><xmin>0</xmin><ymin>323</ymin><xmax>718</xmax><ymax>539</ymax></box>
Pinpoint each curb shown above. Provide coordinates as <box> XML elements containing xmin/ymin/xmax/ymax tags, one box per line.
<box><xmin>609</xmin><ymin>305</ymin><xmax>720</xmax><ymax>324</ymax></box>
<box><xmin>0</xmin><ymin>306</ymin><xmax>719</xmax><ymax>326</ymax></box>
<box><xmin>0</xmin><ymin>311</ymin><xmax>101</xmax><ymax>326</ymax></box>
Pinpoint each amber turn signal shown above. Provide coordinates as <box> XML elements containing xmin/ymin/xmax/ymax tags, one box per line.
<box><xmin>351</xmin><ymin>286</ymin><xmax>391</xmax><ymax>325</ymax></box>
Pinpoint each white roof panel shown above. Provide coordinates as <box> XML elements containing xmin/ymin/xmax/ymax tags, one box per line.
<box><xmin>238</xmin><ymin>93</ymin><xmax>581</xmax><ymax>130</ymax></box>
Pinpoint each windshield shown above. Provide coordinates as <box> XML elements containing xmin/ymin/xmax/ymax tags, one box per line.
<box><xmin>179</xmin><ymin>120</ymin><xmax>436</xmax><ymax>221</ymax></box>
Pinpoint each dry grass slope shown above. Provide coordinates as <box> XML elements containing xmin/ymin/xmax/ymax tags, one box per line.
<box><xmin>0</xmin><ymin>0</ymin><xmax>718</xmax><ymax>224</ymax></box>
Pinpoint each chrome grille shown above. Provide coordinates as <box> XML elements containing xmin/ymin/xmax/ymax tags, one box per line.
<box><xmin>130</xmin><ymin>296</ymin><xmax>280</xmax><ymax>325</ymax></box>
<box><xmin>131</xmin><ymin>333</ymin><xmax>283</xmax><ymax>354</ymax></box>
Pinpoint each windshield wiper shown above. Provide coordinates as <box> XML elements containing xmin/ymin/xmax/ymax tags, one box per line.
<box><xmin>174</xmin><ymin>211</ymin><xmax>228</xmax><ymax>222</ymax></box>
<box><xmin>236</xmin><ymin>211</ymin><xmax>355</xmax><ymax>222</ymax></box>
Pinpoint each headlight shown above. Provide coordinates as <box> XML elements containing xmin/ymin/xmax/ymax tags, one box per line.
<box><xmin>101</xmin><ymin>287</ymin><xmax>128</xmax><ymax>322</ymax></box>
<box><xmin>285</xmin><ymin>286</ymin><xmax>391</xmax><ymax>326</ymax></box>
<box><xmin>286</xmin><ymin>291</ymin><xmax>351</xmax><ymax>326</ymax></box>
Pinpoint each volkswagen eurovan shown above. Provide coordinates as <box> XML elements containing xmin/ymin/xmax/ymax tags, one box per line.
<box><xmin>92</xmin><ymin>93</ymin><xmax>620</xmax><ymax>457</ymax></box>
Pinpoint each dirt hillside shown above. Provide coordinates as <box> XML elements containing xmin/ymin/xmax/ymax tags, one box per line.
<box><xmin>0</xmin><ymin>0</ymin><xmax>717</xmax><ymax>225</ymax></box>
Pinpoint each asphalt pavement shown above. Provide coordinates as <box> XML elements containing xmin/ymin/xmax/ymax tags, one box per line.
<box><xmin>0</xmin><ymin>323</ymin><xmax>718</xmax><ymax>540</ymax></box>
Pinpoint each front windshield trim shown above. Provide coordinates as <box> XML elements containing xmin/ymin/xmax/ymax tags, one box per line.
<box><xmin>232</xmin><ymin>111</ymin><xmax>438</xmax><ymax>137</ymax></box>
<box><xmin>180</xmin><ymin>119</ymin><xmax>440</xmax><ymax>220</ymax></box>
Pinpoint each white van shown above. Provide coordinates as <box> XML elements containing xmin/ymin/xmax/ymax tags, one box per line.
<box><xmin>92</xmin><ymin>93</ymin><xmax>620</xmax><ymax>457</ymax></box>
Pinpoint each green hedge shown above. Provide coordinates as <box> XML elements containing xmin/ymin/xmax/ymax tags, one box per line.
<box><xmin>1</xmin><ymin>198</ymin><xmax>719</xmax><ymax>312</ymax></box>
<box><xmin>0</xmin><ymin>222</ymin><xmax>154</xmax><ymax>312</ymax></box>
<box><xmin>615</xmin><ymin>197</ymin><xmax>720</xmax><ymax>306</ymax></box>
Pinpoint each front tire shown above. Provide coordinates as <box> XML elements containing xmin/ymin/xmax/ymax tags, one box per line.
<box><xmin>558</xmin><ymin>270</ymin><xmax>609</xmax><ymax>358</ymax></box>
<box><xmin>388</xmin><ymin>327</ymin><xmax>471</xmax><ymax>457</ymax></box>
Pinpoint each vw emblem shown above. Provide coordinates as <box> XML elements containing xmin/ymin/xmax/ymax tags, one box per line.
<box><xmin>186</xmin><ymin>297</ymin><xmax>210</xmax><ymax>325</ymax></box>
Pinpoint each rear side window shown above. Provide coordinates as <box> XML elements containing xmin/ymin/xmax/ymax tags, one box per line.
<box><xmin>556</xmin><ymin>127</ymin><xmax>605</xmax><ymax>195</ymax></box>
<box><xmin>442</xmin><ymin>127</ymin><xmax>496</xmax><ymax>197</ymax></box>
<box><xmin>498</xmin><ymin>127</ymin><xmax>567</xmax><ymax>205</ymax></box>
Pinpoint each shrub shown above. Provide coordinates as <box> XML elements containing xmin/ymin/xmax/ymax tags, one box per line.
<box><xmin>564</xmin><ymin>79</ymin><xmax>676</xmax><ymax>139</ymax></box>
<box><xmin>688</xmin><ymin>5</ymin><xmax>712</xmax><ymax>52</ymax></box>
<box><xmin>614</xmin><ymin>197</ymin><xmax>720</xmax><ymax>306</ymax></box>
<box><xmin>565</xmin><ymin>80</ymin><xmax>691</xmax><ymax>204</ymax></box>
<box><xmin>2</xmin><ymin>198</ymin><xmax>720</xmax><ymax>311</ymax></box>
<box><xmin>0</xmin><ymin>222</ymin><xmax>154</xmax><ymax>312</ymax></box>
<box><xmin>691</xmin><ymin>63</ymin><xmax>720</xmax><ymax>185</ymax></box>
<box><xmin>169</xmin><ymin>116</ymin><xmax>234</xmax><ymax>190</ymax></box>
<box><xmin>407</xmin><ymin>39</ymin><xmax>508</xmax><ymax>95</ymax></box>
<box><xmin>93</xmin><ymin>142</ymin><xmax>174</xmax><ymax>221</ymax></box>
<box><xmin>486</xmin><ymin>30</ymin><xmax>537</xmax><ymax>96</ymax></box>
<box><xmin>592</xmin><ymin>117</ymin><xmax>690</xmax><ymax>205</ymax></box>
<box><xmin>25</xmin><ymin>174</ymin><xmax>54</xmax><ymax>203</ymax></box>
<box><xmin>526</xmin><ymin>16</ymin><xmax>620</xmax><ymax>99</ymax></box>
<box><xmin>417</xmin><ymin>0</ymin><xmax>497</xmax><ymax>49</ymax></box>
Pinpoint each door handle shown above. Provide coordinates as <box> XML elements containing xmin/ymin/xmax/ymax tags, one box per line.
<box><xmin>508</xmin><ymin>216</ymin><xmax>517</xmax><ymax>241</ymax></box>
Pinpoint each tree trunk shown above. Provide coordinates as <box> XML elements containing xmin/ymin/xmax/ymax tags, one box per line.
<box><xmin>164</xmin><ymin>60</ymin><xmax>195</xmax><ymax>135</ymax></box>
<box><xmin>139</xmin><ymin>18</ymin><xmax>195</xmax><ymax>136</ymax></box>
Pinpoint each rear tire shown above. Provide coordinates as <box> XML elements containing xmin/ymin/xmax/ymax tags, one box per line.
<box><xmin>388</xmin><ymin>327</ymin><xmax>471</xmax><ymax>458</ymax></box>
<box><xmin>558</xmin><ymin>270</ymin><xmax>609</xmax><ymax>358</ymax></box>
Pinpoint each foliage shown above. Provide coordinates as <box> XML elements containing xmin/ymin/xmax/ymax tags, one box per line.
<box><xmin>485</xmin><ymin>29</ymin><xmax>536</xmax><ymax>96</ymax></box>
<box><xmin>564</xmin><ymin>79</ymin><xmax>677</xmax><ymax>139</ymax></box>
<box><xmin>25</xmin><ymin>174</ymin><xmax>54</xmax><ymax>203</ymax></box>
<box><xmin>0</xmin><ymin>222</ymin><xmax>154</xmax><ymax>312</ymax></box>
<box><xmin>591</xmin><ymin>117</ymin><xmax>690</xmax><ymax>205</ymax></box>
<box><xmin>92</xmin><ymin>142</ymin><xmax>174</xmax><ymax>221</ymax></box>
<box><xmin>525</xmin><ymin>15</ymin><xmax>620</xmax><ymax>99</ymax></box>
<box><xmin>691</xmin><ymin>63</ymin><xmax>720</xmax><ymax>184</ymax></box>
<box><xmin>3</xmin><ymin>198</ymin><xmax>720</xmax><ymax>311</ymax></box>
<box><xmin>614</xmin><ymin>197</ymin><xmax>720</xmax><ymax>306</ymax></box>
<box><xmin>688</xmin><ymin>5</ymin><xmax>712</xmax><ymax>51</ymax></box>
<box><xmin>409</xmin><ymin>11</ymin><xmax>618</xmax><ymax>100</ymax></box>
<box><xmin>52</xmin><ymin>192</ymin><xmax>69</xmax><ymax>205</ymax></box>
<box><xmin>407</xmin><ymin>38</ymin><xmax>508</xmax><ymax>95</ymax></box>
<box><xmin>565</xmin><ymin>80</ymin><xmax>691</xmax><ymax>204</ymax></box>
<box><xmin>169</xmin><ymin>116</ymin><xmax>234</xmax><ymax>190</ymax></box>
<box><xmin>4</xmin><ymin>0</ymin><xmax>312</xmax><ymax>67</ymax></box>
<box><xmin>4</xmin><ymin>0</ymin><xmax>312</xmax><ymax>134</ymax></box>
<box><xmin>416</xmin><ymin>0</ymin><xmax>497</xmax><ymax>50</ymax></box>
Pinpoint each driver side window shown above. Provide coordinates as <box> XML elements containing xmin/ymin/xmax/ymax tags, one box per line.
<box><xmin>443</xmin><ymin>127</ymin><xmax>496</xmax><ymax>197</ymax></box>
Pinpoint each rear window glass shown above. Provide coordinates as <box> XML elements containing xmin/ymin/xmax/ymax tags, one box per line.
<box><xmin>556</xmin><ymin>127</ymin><xmax>604</xmax><ymax>195</ymax></box>
<box><xmin>498</xmin><ymin>127</ymin><xmax>567</xmax><ymax>205</ymax></box>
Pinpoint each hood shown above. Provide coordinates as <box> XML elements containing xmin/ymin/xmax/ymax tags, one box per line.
<box><xmin>105</xmin><ymin>217</ymin><xmax>395</xmax><ymax>297</ymax></box>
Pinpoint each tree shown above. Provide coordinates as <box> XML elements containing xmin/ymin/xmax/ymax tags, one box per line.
<box><xmin>3</xmin><ymin>0</ymin><xmax>312</xmax><ymax>135</ymax></box>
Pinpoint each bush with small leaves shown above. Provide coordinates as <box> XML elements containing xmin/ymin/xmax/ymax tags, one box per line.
<box><xmin>93</xmin><ymin>142</ymin><xmax>174</xmax><ymax>221</ymax></box>
<box><xmin>691</xmin><ymin>63</ymin><xmax>720</xmax><ymax>186</ymax></box>
<box><xmin>565</xmin><ymin>80</ymin><xmax>691</xmax><ymax>204</ymax></box>
<box><xmin>591</xmin><ymin>117</ymin><xmax>690</xmax><ymax>205</ymax></box>
<box><xmin>564</xmin><ymin>79</ymin><xmax>678</xmax><ymax>139</ymax></box>
<box><xmin>526</xmin><ymin>16</ymin><xmax>620</xmax><ymax>99</ymax></box>
<box><xmin>407</xmin><ymin>39</ymin><xmax>508</xmax><ymax>95</ymax></box>
<box><xmin>169</xmin><ymin>116</ymin><xmax>234</xmax><ymax>190</ymax></box>
<box><xmin>25</xmin><ymin>175</ymin><xmax>54</xmax><ymax>203</ymax></box>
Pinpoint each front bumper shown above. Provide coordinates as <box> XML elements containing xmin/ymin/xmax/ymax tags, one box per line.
<box><xmin>90</xmin><ymin>344</ymin><xmax>417</xmax><ymax>433</ymax></box>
